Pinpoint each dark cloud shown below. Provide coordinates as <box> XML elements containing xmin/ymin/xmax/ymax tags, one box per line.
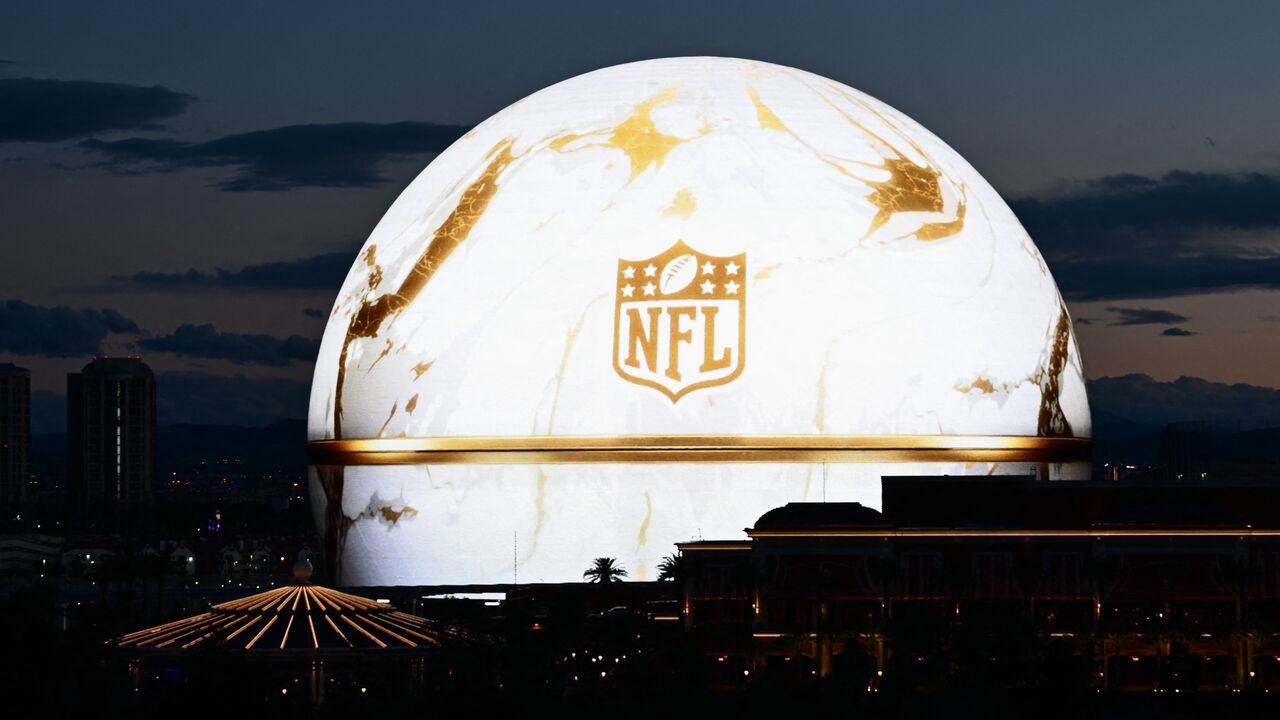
<box><xmin>0</xmin><ymin>299</ymin><xmax>138</xmax><ymax>356</ymax></box>
<box><xmin>302</xmin><ymin>307</ymin><xmax>326</xmax><ymax>318</ymax></box>
<box><xmin>1016</xmin><ymin>170</ymin><xmax>1280</xmax><ymax>235</ymax></box>
<box><xmin>1011</xmin><ymin>170</ymin><xmax>1280</xmax><ymax>301</ymax></box>
<box><xmin>119</xmin><ymin>252</ymin><xmax>351</xmax><ymax>291</ymax></box>
<box><xmin>1161</xmin><ymin>327</ymin><xmax>1196</xmax><ymax>336</ymax></box>
<box><xmin>136</xmin><ymin>324</ymin><xmax>319</xmax><ymax>366</ymax></box>
<box><xmin>156</xmin><ymin>372</ymin><xmax>309</xmax><ymax>426</ymax></box>
<box><xmin>80</xmin><ymin>121</ymin><xmax>467</xmax><ymax>191</ymax></box>
<box><xmin>0</xmin><ymin>77</ymin><xmax>191</xmax><ymax>143</ymax></box>
<box><xmin>1049</xmin><ymin>254</ymin><xmax>1280</xmax><ymax>301</ymax></box>
<box><xmin>1104</xmin><ymin>306</ymin><xmax>1190</xmax><ymax>326</ymax></box>
<box><xmin>1089</xmin><ymin>374</ymin><xmax>1280</xmax><ymax>429</ymax></box>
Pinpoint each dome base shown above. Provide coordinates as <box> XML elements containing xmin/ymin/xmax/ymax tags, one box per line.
<box><xmin>310</xmin><ymin>458</ymin><xmax>1091</xmax><ymax>587</ymax></box>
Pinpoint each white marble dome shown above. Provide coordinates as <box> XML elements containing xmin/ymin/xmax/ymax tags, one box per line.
<box><xmin>308</xmin><ymin>57</ymin><xmax>1090</xmax><ymax>587</ymax></box>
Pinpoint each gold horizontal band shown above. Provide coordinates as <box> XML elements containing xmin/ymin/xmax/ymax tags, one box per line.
<box><xmin>308</xmin><ymin>434</ymin><xmax>1090</xmax><ymax>466</ymax></box>
<box><xmin>744</xmin><ymin>529</ymin><xmax>1280</xmax><ymax>539</ymax></box>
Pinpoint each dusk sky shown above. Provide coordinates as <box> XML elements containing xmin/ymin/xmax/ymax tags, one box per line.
<box><xmin>3</xmin><ymin>1</ymin><xmax>1279</xmax><ymax>429</ymax></box>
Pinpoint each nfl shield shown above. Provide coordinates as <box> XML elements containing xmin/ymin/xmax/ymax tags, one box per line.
<box><xmin>612</xmin><ymin>240</ymin><xmax>746</xmax><ymax>402</ymax></box>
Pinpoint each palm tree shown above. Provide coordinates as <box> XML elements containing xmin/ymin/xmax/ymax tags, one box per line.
<box><xmin>583</xmin><ymin>557</ymin><xmax>628</xmax><ymax>584</ymax></box>
<box><xmin>657</xmin><ymin>553</ymin><xmax>688</xmax><ymax>583</ymax></box>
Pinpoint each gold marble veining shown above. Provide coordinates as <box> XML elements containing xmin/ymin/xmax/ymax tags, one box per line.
<box><xmin>747</xmin><ymin>84</ymin><xmax>789</xmax><ymax>132</ymax></box>
<box><xmin>549</xmin><ymin>132</ymin><xmax>587</xmax><ymax>152</ymax></box>
<box><xmin>375</xmin><ymin>401</ymin><xmax>398</xmax><ymax>438</ymax></box>
<box><xmin>523</xmin><ymin>466</ymin><xmax>548</xmax><ymax>563</ymax></box>
<box><xmin>802</xmin><ymin>79</ymin><xmax>968</xmax><ymax>242</ymax></box>
<box><xmin>378</xmin><ymin>504</ymin><xmax>418</xmax><ymax>525</ymax></box>
<box><xmin>663</xmin><ymin>188</ymin><xmax>697</xmax><ymax>217</ymax></box>
<box><xmin>955</xmin><ymin>376</ymin><xmax>999</xmax><ymax>394</ymax></box>
<box><xmin>364</xmin><ymin>245</ymin><xmax>383</xmax><ymax>290</ymax></box>
<box><xmin>553</xmin><ymin>69</ymin><xmax>963</xmax><ymax>244</ymax></box>
<box><xmin>636</xmin><ymin>490</ymin><xmax>653</xmax><ymax>580</ymax></box>
<box><xmin>410</xmin><ymin>360</ymin><xmax>433</xmax><ymax>380</ymax></box>
<box><xmin>864</xmin><ymin>155</ymin><xmax>945</xmax><ymax>234</ymax></box>
<box><xmin>915</xmin><ymin>198</ymin><xmax>967</xmax><ymax>241</ymax></box>
<box><xmin>606</xmin><ymin>84</ymin><xmax>686</xmax><ymax>180</ymax></box>
<box><xmin>814</xmin><ymin>348</ymin><xmax>832</xmax><ymax>432</ymax></box>
<box><xmin>541</xmin><ymin>85</ymin><xmax>710</xmax><ymax>187</ymax></box>
<box><xmin>953</xmin><ymin>305</ymin><xmax>1077</xmax><ymax>439</ymax></box>
<box><xmin>333</xmin><ymin>139</ymin><xmax>516</xmax><ymax>437</ymax></box>
<box><xmin>637</xmin><ymin>490</ymin><xmax>652</xmax><ymax>547</ymax></box>
<box><xmin>1036</xmin><ymin>305</ymin><xmax>1075</xmax><ymax>437</ymax></box>
<box><xmin>546</xmin><ymin>294</ymin><xmax>606</xmax><ymax>431</ymax></box>
<box><xmin>404</xmin><ymin>393</ymin><xmax>419</xmax><ymax>414</ymax></box>
<box><xmin>739</xmin><ymin>76</ymin><xmax>876</xmax><ymax>187</ymax></box>
<box><xmin>368</xmin><ymin>337</ymin><xmax>395</xmax><ymax>370</ymax></box>
<box><xmin>754</xmin><ymin>263</ymin><xmax>780</xmax><ymax>281</ymax></box>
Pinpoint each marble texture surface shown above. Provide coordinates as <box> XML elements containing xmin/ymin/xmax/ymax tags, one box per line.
<box><xmin>312</xmin><ymin>459</ymin><xmax>1087</xmax><ymax>586</ymax></box>
<box><xmin>306</xmin><ymin>57</ymin><xmax>1092</xmax><ymax>586</ymax></box>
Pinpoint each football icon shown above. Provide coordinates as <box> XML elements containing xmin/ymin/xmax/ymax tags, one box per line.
<box><xmin>659</xmin><ymin>253</ymin><xmax>698</xmax><ymax>295</ymax></box>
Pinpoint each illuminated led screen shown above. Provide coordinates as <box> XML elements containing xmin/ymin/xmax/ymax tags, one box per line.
<box><xmin>308</xmin><ymin>57</ymin><xmax>1091</xmax><ymax>586</ymax></box>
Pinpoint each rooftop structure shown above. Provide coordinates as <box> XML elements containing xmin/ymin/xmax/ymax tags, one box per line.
<box><xmin>113</xmin><ymin>562</ymin><xmax>464</xmax><ymax>654</ymax></box>
<box><xmin>111</xmin><ymin>561</ymin><xmax>480</xmax><ymax>703</ymax></box>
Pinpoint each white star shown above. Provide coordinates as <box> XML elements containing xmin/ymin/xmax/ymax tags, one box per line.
<box><xmin>643</xmin><ymin>263</ymin><xmax>657</xmax><ymax>277</ymax></box>
<box><xmin>642</xmin><ymin>282</ymin><xmax>656</xmax><ymax>296</ymax></box>
<box><xmin>621</xmin><ymin>284</ymin><xmax>635</xmax><ymax>297</ymax></box>
<box><xmin>700</xmin><ymin>279</ymin><xmax>715</xmax><ymax>294</ymax></box>
<box><xmin>622</xmin><ymin>266</ymin><xmax>636</xmax><ymax>279</ymax></box>
<box><xmin>724</xmin><ymin>261</ymin><xmax>740</xmax><ymax>275</ymax></box>
<box><xmin>724</xmin><ymin>280</ymin><xmax>740</xmax><ymax>294</ymax></box>
<box><xmin>700</xmin><ymin>261</ymin><xmax>716</xmax><ymax>275</ymax></box>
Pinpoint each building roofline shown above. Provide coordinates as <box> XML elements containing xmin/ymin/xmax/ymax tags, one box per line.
<box><xmin>677</xmin><ymin>541</ymin><xmax>752</xmax><ymax>552</ymax></box>
<box><xmin>747</xmin><ymin>528</ymin><xmax>1280</xmax><ymax>539</ymax></box>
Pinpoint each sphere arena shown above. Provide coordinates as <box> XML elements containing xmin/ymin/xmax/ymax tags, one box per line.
<box><xmin>308</xmin><ymin>57</ymin><xmax>1091</xmax><ymax>586</ymax></box>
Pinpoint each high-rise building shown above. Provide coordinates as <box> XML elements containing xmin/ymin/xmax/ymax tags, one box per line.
<box><xmin>68</xmin><ymin>358</ymin><xmax>156</xmax><ymax>528</ymax></box>
<box><xmin>0</xmin><ymin>363</ymin><xmax>30</xmax><ymax>522</ymax></box>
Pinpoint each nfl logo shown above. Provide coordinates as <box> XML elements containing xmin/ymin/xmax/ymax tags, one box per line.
<box><xmin>612</xmin><ymin>240</ymin><xmax>746</xmax><ymax>402</ymax></box>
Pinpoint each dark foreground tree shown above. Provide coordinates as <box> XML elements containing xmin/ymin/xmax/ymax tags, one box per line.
<box><xmin>584</xmin><ymin>557</ymin><xmax>628</xmax><ymax>584</ymax></box>
<box><xmin>657</xmin><ymin>553</ymin><xmax>689</xmax><ymax>583</ymax></box>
